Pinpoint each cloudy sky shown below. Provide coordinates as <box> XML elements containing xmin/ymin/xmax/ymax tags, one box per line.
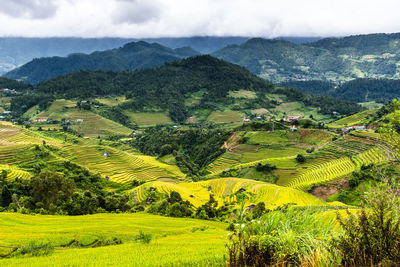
<box><xmin>1</xmin><ymin>0</ymin><xmax>400</xmax><ymax>38</ymax></box>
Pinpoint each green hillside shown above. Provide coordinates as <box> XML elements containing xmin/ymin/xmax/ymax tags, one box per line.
<box><xmin>4</xmin><ymin>41</ymin><xmax>199</xmax><ymax>84</ymax></box>
<box><xmin>281</xmin><ymin>79</ymin><xmax>400</xmax><ymax>103</ymax></box>
<box><xmin>213</xmin><ymin>33</ymin><xmax>400</xmax><ymax>83</ymax></box>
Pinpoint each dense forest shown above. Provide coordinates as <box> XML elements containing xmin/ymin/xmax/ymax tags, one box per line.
<box><xmin>0</xmin><ymin>77</ymin><xmax>32</xmax><ymax>91</ymax></box>
<box><xmin>5</xmin><ymin>41</ymin><xmax>199</xmax><ymax>84</ymax></box>
<box><xmin>134</xmin><ymin>127</ymin><xmax>231</xmax><ymax>177</ymax></box>
<box><xmin>213</xmin><ymin>33</ymin><xmax>400</xmax><ymax>82</ymax></box>
<box><xmin>8</xmin><ymin>55</ymin><xmax>364</xmax><ymax>122</ymax></box>
<box><xmin>281</xmin><ymin>78</ymin><xmax>400</xmax><ymax>103</ymax></box>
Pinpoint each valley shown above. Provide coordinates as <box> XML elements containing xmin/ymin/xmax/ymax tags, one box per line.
<box><xmin>0</xmin><ymin>33</ymin><xmax>400</xmax><ymax>266</ymax></box>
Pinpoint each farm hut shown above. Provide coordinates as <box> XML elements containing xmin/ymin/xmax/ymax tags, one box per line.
<box><xmin>149</xmin><ymin>187</ymin><xmax>156</xmax><ymax>192</ymax></box>
<box><xmin>105</xmin><ymin>176</ymin><xmax>110</xmax><ymax>181</ymax></box>
<box><xmin>238</xmin><ymin>188</ymin><xmax>246</xmax><ymax>193</ymax></box>
<box><xmin>103</xmin><ymin>151</ymin><xmax>110</xmax><ymax>157</ymax></box>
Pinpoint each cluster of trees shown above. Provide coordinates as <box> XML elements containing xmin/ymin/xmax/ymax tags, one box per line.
<box><xmin>277</xmin><ymin>87</ymin><xmax>363</xmax><ymax>115</ymax></box>
<box><xmin>0</xmin><ymin>77</ymin><xmax>32</xmax><ymax>91</ymax></box>
<box><xmin>10</xmin><ymin>93</ymin><xmax>54</xmax><ymax>117</ymax></box>
<box><xmin>332</xmin><ymin>78</ymin><xmax>400</xmax><ymax>103</ymax></box>
<box><xmin>135</xmin><ymin>189</ymin><xmax>266</xmax><ymax>222</ymax></box>
<box><xmin>134</xmin><ymin>126</ymin><xmax>231</xmax><ymax>177</ymax></box>
<box><xmin>281</xmin><ymin>78</ymin><xmax>400</xmax><ymax>104</ymax></box>
<box><xmin>0</xmin><ymin>160</ymin><xmax>131</xmax><ymax>215</ymax></box>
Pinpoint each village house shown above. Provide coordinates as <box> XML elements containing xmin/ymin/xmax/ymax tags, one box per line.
<box><xmin>342</xmin><ymin>125</ymin><xmax>366</xmax><ymax>133</ymax></box>
<box><xmin>287</xmin><ymin>116</ymin><xmax>301</xmax><ymax>122</ymax></box>
<box><xmin>35</xmin><ymin>118</ymin><xmax>48</xmax><ymax>123</ymax></box>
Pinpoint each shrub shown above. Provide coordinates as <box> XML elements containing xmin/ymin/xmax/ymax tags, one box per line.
<box><xmin>296</xmin><ymin>154</ymin><xmax>306</xmax><ymax>163</ymax></box>
<box><xmin>14</xmin><ymin>241</ymin><xmax>54</xmax><ymax>257</ymax></box>
<box><xmin>135</xmin><ymin>231</ymin><xmax>152</xmax><ymax>244</ymax></box>
<box><xmin>333</xmin><ymin>184</ymin><xmax>400</xmax><ymax>266</ymax></box>
<box><xmin>227</xmin><ymin>208</ymin><xmax>335</xmax><ymax>266</ymax></box>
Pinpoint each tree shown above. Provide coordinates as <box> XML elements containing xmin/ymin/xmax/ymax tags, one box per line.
<box><xmin>296</xmin><ymin>154</ymin><xmax>306</xmax><ymax>163</ymax></box>
<box><xmin>30</xmin><ymin>171</ymin><xmax>75</xmax><ymax>209</ymax></box>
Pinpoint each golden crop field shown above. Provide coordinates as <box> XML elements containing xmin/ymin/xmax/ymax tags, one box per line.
<box><xmin>134</xmin><ymin>177</ymin><xmax>327</xmax><ymax>209</ymax></box>
<box><xmin>0</xmin><ymin>213</ymin><xmax>228</xmax><ymax>267</ymax></box>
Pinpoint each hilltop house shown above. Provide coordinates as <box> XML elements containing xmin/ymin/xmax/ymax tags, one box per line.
<box><xmin>342</xmin><ymin>125</ymin><xmax>366</xmax><ymax>133</ymax></box>
<box><xmin>35</xmin><ymin>118</ymin><xmax>48</xmax><ymax>123</ymax></box>
<box><xmin>287</xmin><ymin>116</ymin><xmax>300</xmax><ymax>122</ymax></box>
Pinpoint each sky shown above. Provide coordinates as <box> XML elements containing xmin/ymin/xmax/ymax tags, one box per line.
<box><xmin>1</xmin><ymin>0</ymin><xmax>400</xmax><ymax>38</ymax></box>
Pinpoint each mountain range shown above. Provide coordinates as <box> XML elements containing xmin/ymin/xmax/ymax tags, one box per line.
<box><xmin>212</xmin><ymin>33</ymin><xmax>400</xmax><ymax>83</ymax></box>
<box><xmin>5</xmin><ymin>41</ymin><xmax>199</xmax><ymax>84</ymax></box>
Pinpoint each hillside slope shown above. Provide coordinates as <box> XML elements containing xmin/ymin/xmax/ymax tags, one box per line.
<box><xmin>4</xmin><ymin>41</ymin><xmax>199</xmax><ymax>84</ymax></box>
<box><xmin>213</xmin><ymin>33</ymin><xmax>400</xmax><ymax>83</ymax></box>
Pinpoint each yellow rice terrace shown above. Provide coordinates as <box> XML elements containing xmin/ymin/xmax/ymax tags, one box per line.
<box><xmin>1</xmin><ymin>29</ymin><xmax>400</xmax><ymax>266</ymax></box>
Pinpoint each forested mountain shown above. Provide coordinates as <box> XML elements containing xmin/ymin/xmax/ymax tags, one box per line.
<box><xmin>281</xmin><ymin>78</ymin><xmax>400</xmax><ymax>103</ymax></box>
<box><xmin>0</xmin><ymin>36</ymin><xmax>251</xmax><ymax>76</ymax></box>
<box><xmin>213</xmin><ymin>33</ymin><xmax>400</xmax><ymax>83</ymax></box>
<box><xmin>4</xmin><ymin>41</ymin><xmax>200</xmax><ymax>84</ymax></box>
<box><xmin>0</xmin><ymin>77</ymin><xmax>32</xmax><ymax>91</ymax></box>
<box><xmin>11</xmin><ymin>55</ymin><xmax>362</xmax><ymax>122</ymax></box>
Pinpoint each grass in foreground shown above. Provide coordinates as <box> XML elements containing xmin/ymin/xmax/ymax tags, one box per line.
<box><xmin>0</xmin><ymin>213</ymin><xmax>227</xmax><ymax>266</ymax></box>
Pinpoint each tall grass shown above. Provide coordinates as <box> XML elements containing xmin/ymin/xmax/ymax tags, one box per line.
<box><xmin>227</xmin><ymin>208</ymin><xmax>337</xmax><ymax>266</ymax></box>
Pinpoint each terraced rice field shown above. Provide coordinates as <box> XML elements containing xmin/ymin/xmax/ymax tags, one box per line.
<box><xmin>0</xmin><ymin>213</ymin><xmax>227</xmax><ymax>267</ymax></box>
<box><xmin>0</xmin><ymin>145</ymin><xmax>34</xmax><ymax>165</ymax></box>
<box><xmin>330</xmin><ymin>108</ymin><xmax>378</xmax><ymax>127</ymax></box>
<box><xmin>352</xmin><ymin>148</ymin><xmax>385</xmax><ymax>169</ymax></box>
<box><xmin>207</xmin><ymin>110</ymin><xmax>243</xmax><ymax>124</ymax></box>
<box><xmin>134</xmin><ymin>178</ymin><xmax>327</xmax><ymax>209</ymax></box>
<box><xmin>286</xmin><ymin>148</ymin><xmax>386</xmax><ymax>191</ymax></box>
<box><xmin>32</xmin><ymin>101</ymin><xmax>132</xmax><ymax>137</ymax></box>
<box><xmin>0</xmin><ymin>165</ymin><xmax>32</xmax><ymax>181</ymax></box>
<box><xmin>322</xmin><ymin>138</ymin><xmax>374</xmax><ymax>155</ymax></box>
<box><xmin>286</xmin><ymin>157</ymin><xmax>356</xmax><ymax>190</ymax></box>
<box><xmin>62</xmin><ymin>145</ymin><xmax>185</xmax><ymax>183</ymax></box>
<box><xmin>33</xmin><ymin>99</ymin><xmax>76</xmax><ymax>119</ymax></box>
<box><xmin>124</xmin><ymin>111</ymin><xmax>173</xmax><ymax>127</ymax></box>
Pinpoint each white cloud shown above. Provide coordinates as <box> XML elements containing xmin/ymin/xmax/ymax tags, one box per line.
<box><xmin>0</xmin><ymin>0</ymin><xmax>399</xmax><ymax>37</ymax></box>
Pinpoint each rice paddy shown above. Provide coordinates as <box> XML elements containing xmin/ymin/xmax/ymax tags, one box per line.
<box><xmin>134</xmin><ymin>178</ymin><xmax>327</xmax><ymax>209</ymax></box>
<box><xmin>124</xmin><ymin>111</ymin><xmax>173</xmax><ymax>127</ymax></box>
<box><xmin>0</xmin><ymin>213</ymin><xmax>228</xmax><ymax>267</ymax></box>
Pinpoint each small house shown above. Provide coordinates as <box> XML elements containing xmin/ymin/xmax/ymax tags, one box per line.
<box><xmin>355</xmin><ymin>125</ymin><xmax>366</xmax><ymax>131</ymax></box>
<box><xmin>290</xmin><ymin>126</ymin><xmax>298</xmax><ymax>132</ymax></box>
<box><xmin>76</xmin><ymin>119</ymin><xmax>84</xmax><ymax>123</ymax></box>
<box><xmin>287</xmin><ymin>116</ymin><xmax>300</xmax><ymax>122</ymax></box>
<box><xmin>35</xmin><ymin>118</ymin><xmax>47</xmax><ymax>122</ymax></box>
<box><xmin>244</xmin><ymin>118</ymin><xmax>251</xmax><ymax>123</ymax></box>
